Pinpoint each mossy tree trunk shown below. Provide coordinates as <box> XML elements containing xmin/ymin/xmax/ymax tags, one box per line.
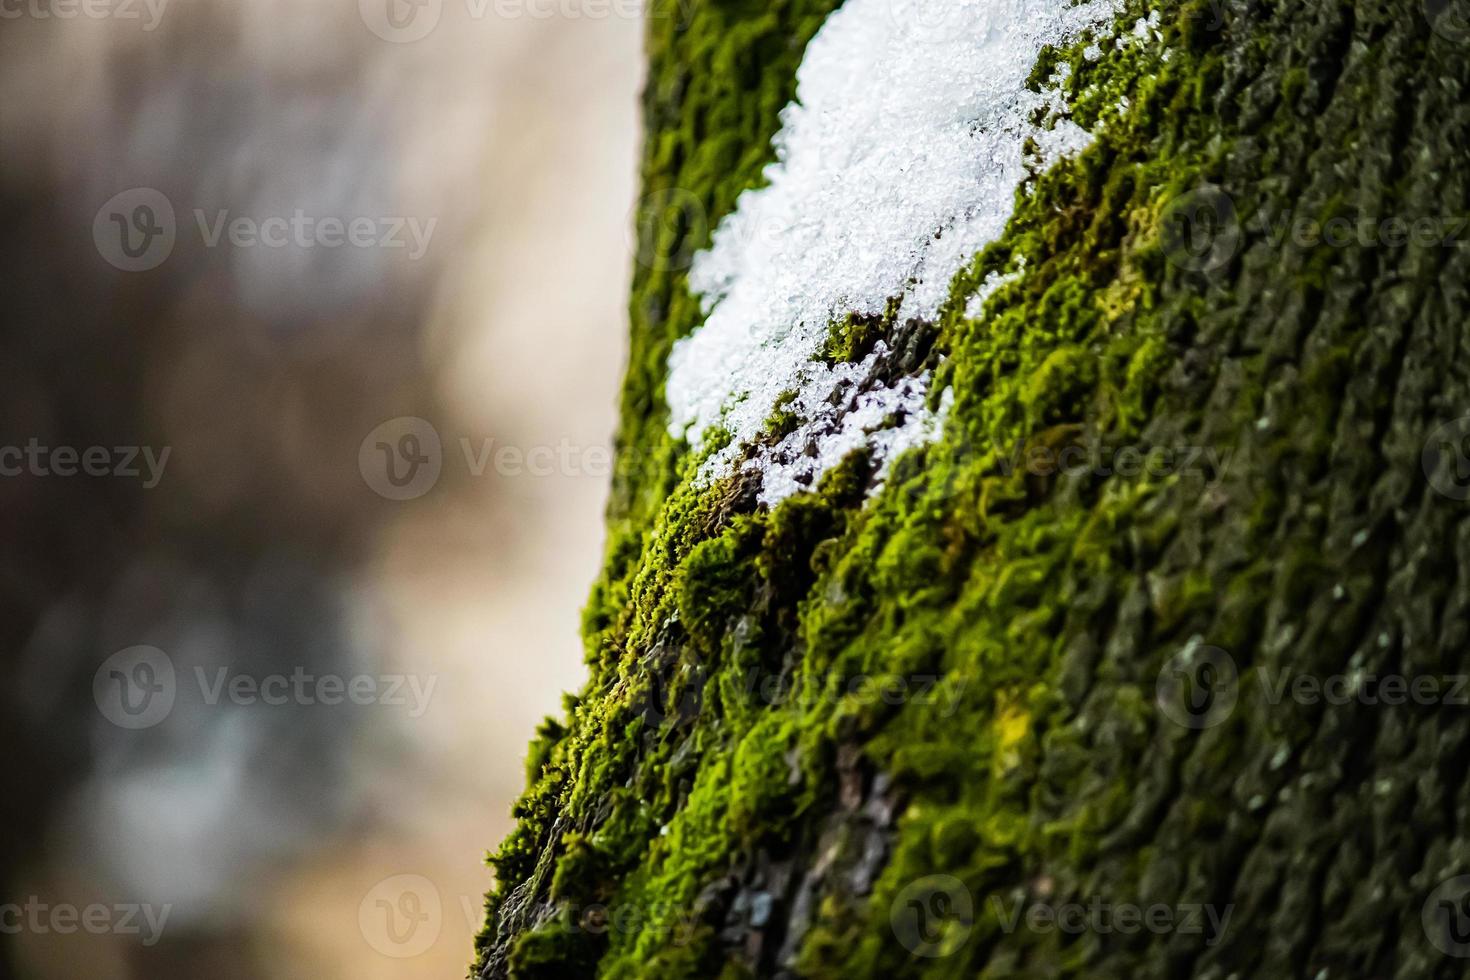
<box><xmin>476</xmin><ymin>0</ymin><xmax>1470</xmax><ymax>977</ymax></box>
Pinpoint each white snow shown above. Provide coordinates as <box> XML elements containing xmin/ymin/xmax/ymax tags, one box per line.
<box><xmin>665</xmin><ymin>0</ymin><xmax>1121</xmax><ymax>504</ymax></box>
<box><xmin>752</xmin><ymin>344</ymin><xmax>955</xmax><ymax>505</ymax></box>
<box><xmin>964</xmin><ymin>256</ymin><xmax>1027</xmax><ymax>321</ymax></box>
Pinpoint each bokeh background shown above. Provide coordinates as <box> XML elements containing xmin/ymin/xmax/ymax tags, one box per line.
<box><xmin>0</xmin><ymin>1</ymin><xmax>641</xmax><ymax>976</ymax></box>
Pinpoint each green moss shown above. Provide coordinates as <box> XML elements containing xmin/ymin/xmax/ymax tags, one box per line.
<box><xmin>820</xmin><ymin>298</ymin><xmax>902</xmax><ymax>365</ymax></box>
<box><xmin>762</xmin><ymin>389</ymin><xmax>802</xmax><ymax>440</ymax></box>
<box><xmin>480</xmin><ymin>1</ymin><xmax>1470</xmax><ymax>977</ymax></box>
<box><xmin>609</xmin><ymin>0</ymin><xmax>847</xmax><ymax>541</ymax></box>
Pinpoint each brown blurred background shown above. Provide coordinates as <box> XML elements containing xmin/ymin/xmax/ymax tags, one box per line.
<box><xmin>0</xmin><ymin>1</ymin><xmax>640</xmax><ymax>976</ymax></box>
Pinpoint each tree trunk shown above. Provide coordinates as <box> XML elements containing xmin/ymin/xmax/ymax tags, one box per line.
<box><xmin>476</xmin><ymin>0</ymin><xmax>1470</xmax><ymax>977</ymax></box>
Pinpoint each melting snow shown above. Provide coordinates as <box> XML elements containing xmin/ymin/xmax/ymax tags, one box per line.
<box><xmin>665</xmin><ymin>0</ymin><xmax>1121</xmax><ymax>504</ymax></box>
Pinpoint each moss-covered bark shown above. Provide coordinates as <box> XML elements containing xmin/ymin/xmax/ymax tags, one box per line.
<box><xmin>476</xmin><ymin>1</ymin><xmax>1470</xmax><ymax>977</ymax></box>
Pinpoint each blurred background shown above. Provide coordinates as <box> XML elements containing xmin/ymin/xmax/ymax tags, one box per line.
<box><xmin>0</xmin><ymin>1</ymin><xmax>640</xmax><ymax>976</ymax></box>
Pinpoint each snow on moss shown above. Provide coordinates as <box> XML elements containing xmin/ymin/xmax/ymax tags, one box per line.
<box><xmin>754</xmin><ymin>345</ymin><xmax>954</xmax><ymax>505</ymax></box>
<box><xmin>665</xmin><ymin>0</ymin><xmax>1121</xmax><ymax>504</ymax></box>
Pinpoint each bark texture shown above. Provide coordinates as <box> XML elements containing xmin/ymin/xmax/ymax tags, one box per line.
<box><xmin>476</xmin><ymin>1</ymin><xmax>1470</xmax><ymax>977</ymax></box>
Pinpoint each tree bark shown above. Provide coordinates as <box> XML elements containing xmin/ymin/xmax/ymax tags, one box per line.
<box><xmin>477</xmin><ymin>0</ymin><xmax>1470</xmax><ymax>977</ymax></box>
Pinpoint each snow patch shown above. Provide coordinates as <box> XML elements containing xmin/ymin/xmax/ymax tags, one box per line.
<box><xmin>753</xmin><ymin>344</ymin><xmax>955</xmax><ymax>506</ymax></box>
<box><xmin>964</xmin><ymin>257</ymin><xmax>1027</xmax><ymax>321</ymax></box>
<box><xmin>666</xmin><ymin>0</ymin><xmax>1121</xmax><ymax>504</ymax></box>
